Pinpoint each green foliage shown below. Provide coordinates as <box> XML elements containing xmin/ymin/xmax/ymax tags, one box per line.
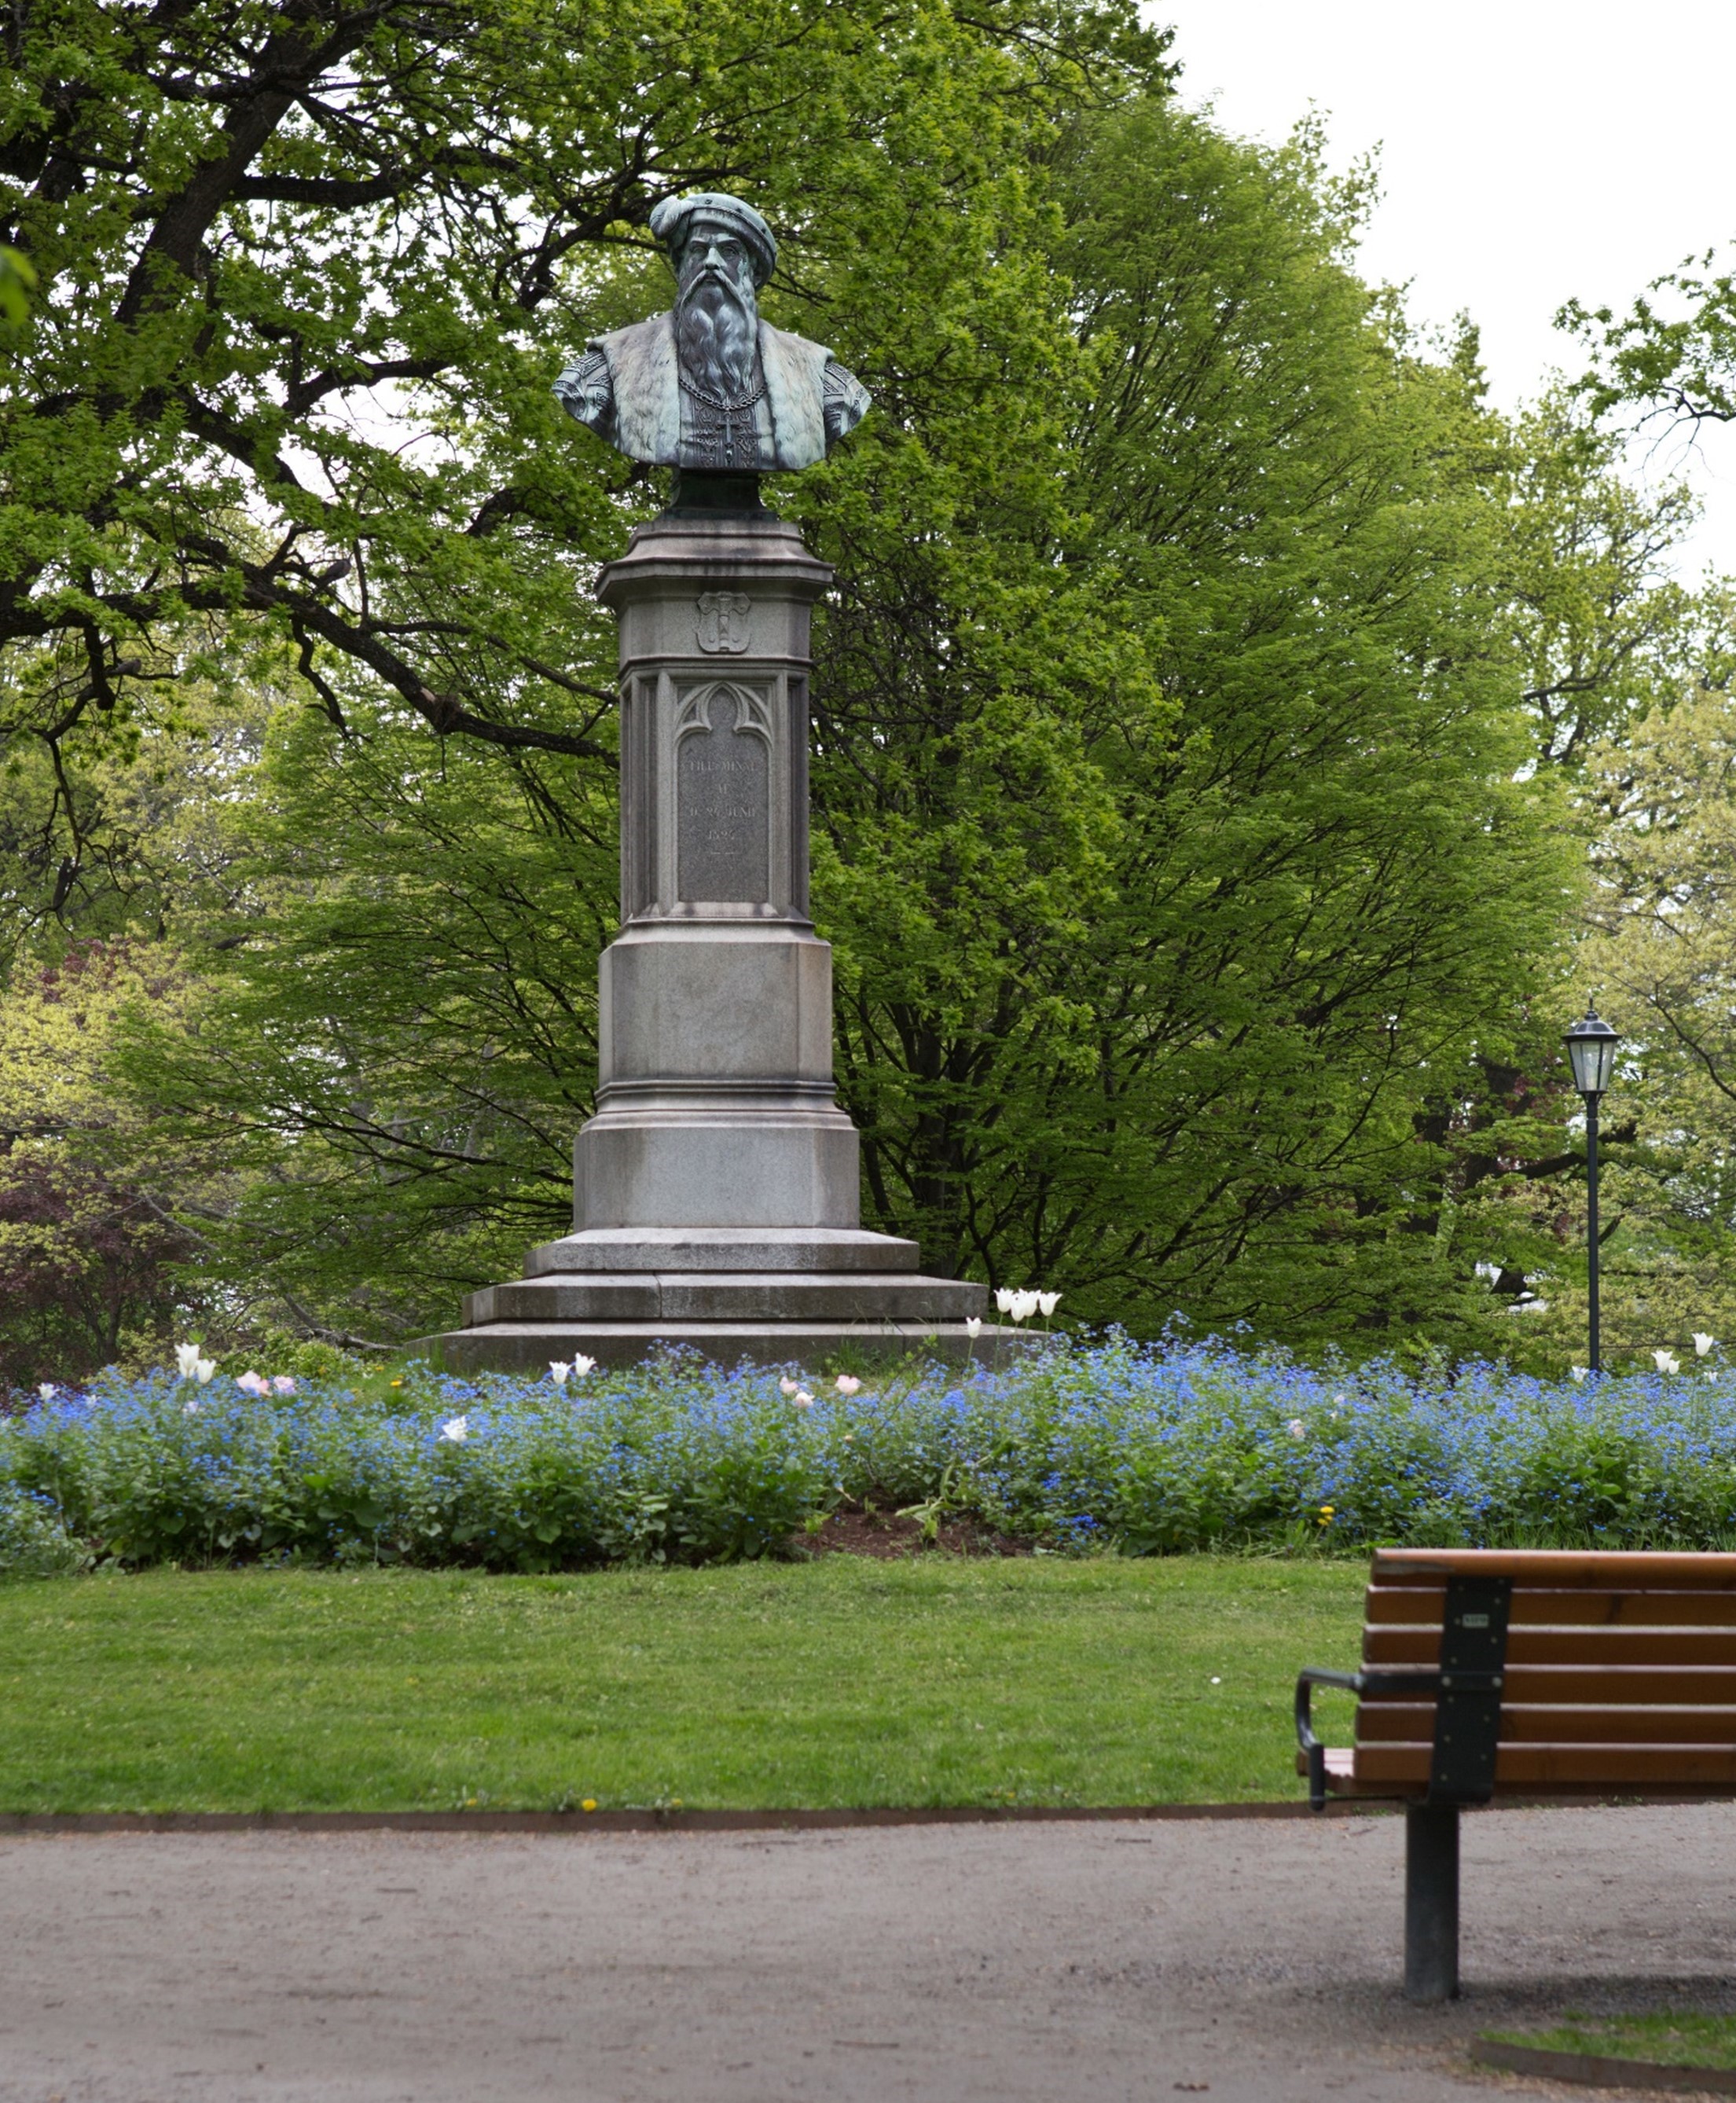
<box><xmin>1496</xmin><ymin>387</ymin><xmax>1706</xmax><ymax>768</ymax></box>
<box><xmin>0</xmin><ymin>0</ymin><xmax>1179</xmax><ymax>1347</ymax></box>
<box><xmin>850</xmin><ymin>99</ymin><xmax>1570</xmax><ymax>1341</ymax></box>
<box><xmin>17</xmin><ymin>1338</ymin><xmax>1736</xmax><ymax>1576</ymax></box>
<box><xmin>1567</xmin><ymin>246</ymin><xmax>1736</xmax><ymax>429</ymax></box>
<box><xmin>0</xmin><ymin>1487</ymin><xmax>87</xmax><ymax>1578</ymax></box>
<box><xmin>1507</xmin><ymin>684</ymin><xmax>1736</xmax><ymax>1361</ymax></box>
<box><xmin>0</xmin><ymin>242</ymin><xmax>33</xmax><ymax>338</ymax></box>
<box><xmin>0</xmin><ymin>0</ymin><xmax>1168</xmax><ymax>770</ymax></box>
<box><xmin>112</xmin><ymin>692</ymin><xmax>619</xmax><ymax>1335</ymax></box>
<box><xmin>0</xmin><ymin>6</ymin><xmax>1705</xmax><ymax>1370</ymax></box>
<box><xmin>0</xmin><ymin>941</ymin><xmax>222</xmax><ymax>1382</ymax></box>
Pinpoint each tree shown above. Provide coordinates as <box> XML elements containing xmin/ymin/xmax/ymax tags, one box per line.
<box><xmin>1409</xmin><ymin>325</ymin><xmax>1734</xmax><ymax>1363</ymax></box>
<box><xmin>0</xmin><ymin>0</ymin><xmax>1168</xmax><ymax>781</ymax></box>
<box><xmin>1496</xmin><ymin>388</ymin><xmax>1704</xmax><ymax>770</ymax></box>
<box><xmin>1</xmin><ymin>17</ymin><xmax>1658</xmax><ymax>1362</ymax></box>
<box><xmin>113</xmin><ymin>684</ymin><xmax>618</xmax><ymax>1340</ymax></box>
<box><xmin>809</xmin><ymin>100</ymin><xmax>1575</xmax><ymax>1343</ymax></box>
<box><xmin>97</xmin><ymin>93</ymin><xmax>1594</xmax><ymax>1356</ymax></box>
<box><xmin>1517</xmin><ymin>683</ymin><xmax>1736</xmax><ymax>1365</ymax></box>
<box><xmin>0</xmin><ymin>941</ymin><xmax>211</xmax><ymax>1383</ymax></box>
<box><xmin>1568</xmin><ymin>247</ymin><xmax>1736</xmax><ymax>431</ymax></box>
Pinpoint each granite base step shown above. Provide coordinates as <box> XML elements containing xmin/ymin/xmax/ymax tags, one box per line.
<box><xmin>415</xmin><ymin>1319</ymin><xmax>1038</xmax><ymax>1374</ymax></box>
<box><xmin>523</xmin><ymin>1228</ymin><xmax>925</xmax><ymax>1275</ymax></box>
<box><xmin>462</xmin><ymin>1271</ymin><xmax>982</xmax><ymax>1326</ymax></box>
<box><xmin>422</xmin><ymin>1225</ymin><xmax>1024</xmax><ymax>1373</ymax></box>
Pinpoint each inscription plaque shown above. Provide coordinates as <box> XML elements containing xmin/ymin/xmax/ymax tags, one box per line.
<box><xmin>678</xmin><ymin>699</ymin><xmax>770</xmax><ymax>901</ymax></box>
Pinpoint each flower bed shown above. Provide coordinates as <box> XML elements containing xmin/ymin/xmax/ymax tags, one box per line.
<box><xmin>6</xmin><ymin>1335</ymin><xmax>1736</xmax><ymax>1576</ymax></box>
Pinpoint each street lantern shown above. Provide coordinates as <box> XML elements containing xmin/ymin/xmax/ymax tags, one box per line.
<box><xmin>1564</xmin><ymin>1004</ymin><xmax>1620</xmax><ymax>1374</ymax></box>
<box><xmin>1564</xmin><ymin>1007</ymin><xmax>1619</xmax><ymax>1100</ymax></box>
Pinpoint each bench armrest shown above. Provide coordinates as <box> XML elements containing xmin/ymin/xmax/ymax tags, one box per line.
<box><xmin>1294</xmin><ymin>1665</ymin><xmax>1443</xmax><ymax>1811</ymax></box>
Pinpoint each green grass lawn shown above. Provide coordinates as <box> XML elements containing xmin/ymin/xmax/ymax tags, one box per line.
<box><xmin>0</xmin><ymin>1554</ymin><xmax>1367</xmax><ymax>1812</ymax></box>
<box><xmin>1483</xmin><ymin>2013</ymin><xmax>1736</xmax><ymax>2071</ymax></box>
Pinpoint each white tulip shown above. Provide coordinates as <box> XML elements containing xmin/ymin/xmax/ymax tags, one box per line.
<box><xmin>1695</xmin><ymin>1332</ymin><xmax>1716</xmax><ymax>1357</ymax></box>
<box><xmin>1037</xmin><ymin>1290</ymin><xmax>1060</xmax><ymax>1317</ymax></box>
<box><xmin>964</xmin><ymin>1316</ymin><xmax>983</xmax><ymax>1338</ymax></box>
<box><xmin>573</xmin><ymin>1356</ymin><xmax>597</xmax><ymax>1376</ymax></box>
<box><xmin>174</xmin><ymin>1342</ymin><xmax>202</xmax><ymax>1378</ymax></box>
<box><xmin>994</xmin><ymin>1287</ymin><xmax>1016</xmax><ymax>1315</ymax></box>
<box><xmin>193</xmin><ymin>1356</ymin><xmax>217</xmax><ymax>1384</ymax></box>
<box><xmin>1569</xmin><ymin>1366</ymin><xmax>1588</xmax><ymax>1383</ymax></box>
<box><xmin>37</xmin><ymin>1382</ymin><xmax>55</xmax><ymax>1401</ymax></box>
<box><xmin>439</xmin><ymin>1415</ymin><xmax>469</xmax><ymax>1442</ymax></box>
<box><xmin>549</xmin><ymin>1361</ymin><xmax>572</xmax><ymax>1385</ymax></box>
<box><xmin>1653</xmin><ymin>1350</ymin><xmax>1680</xmax><ymax>1374</ymax></box>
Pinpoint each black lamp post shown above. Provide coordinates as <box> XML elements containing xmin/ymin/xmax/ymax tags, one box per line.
<box><xmin>1564</xmin><ymin>1004</ymin><xmax>1620</xmax><ymax>1374</ymax></box>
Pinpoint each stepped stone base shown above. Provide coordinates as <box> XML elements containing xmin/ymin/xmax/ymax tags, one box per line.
<box><xmin>423</xmin><ymin>1318</ymin><xmax>1017</xmax><ymax>1374</ymax></box>
<box><xmin>418</xmin><ymin>1228</ymin><xmax>1031</xmax><ymax>1372</ymax></box>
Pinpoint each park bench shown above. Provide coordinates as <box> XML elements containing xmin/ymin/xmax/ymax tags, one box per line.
<box><xmin>1294</xmin><ymin>1548</ymin><xmax>1736</xmax><ymax>2002</ymax></box>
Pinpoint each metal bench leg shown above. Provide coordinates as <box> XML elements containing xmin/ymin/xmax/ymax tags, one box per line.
<box><xmin>1404</xmin><ymin>1802</ymin><xmax>1459</xmax><ymax>2002</ymax></box>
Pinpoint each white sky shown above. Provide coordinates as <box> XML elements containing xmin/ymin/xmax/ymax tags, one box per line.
<box><xmin>1158</xmin><ymin>1</ymin><xmax>1736</xmax><ymax>579</ymax></box>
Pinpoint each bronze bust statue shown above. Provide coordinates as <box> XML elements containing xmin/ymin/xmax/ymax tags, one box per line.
<box><xmin>553</xmin><ymin>192</ymin><xmax>870</xmax><ymax>473</ymax></box>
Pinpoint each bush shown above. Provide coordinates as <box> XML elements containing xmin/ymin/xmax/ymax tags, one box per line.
<box><xmin>0</xmin><ymin>1487</ymin><xmax>91</xmax><ymax>1579</ymax></box>
<box><xmin>6</xmin><ymin>1335</ymin><xmax>1736</xmax><ymax>1576</ymax></box>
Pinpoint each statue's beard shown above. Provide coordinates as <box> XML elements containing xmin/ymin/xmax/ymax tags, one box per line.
<box><xmin>675</xmin><ymin>269</ymin><xmax>758</xmax><ymax>398</ymax></box>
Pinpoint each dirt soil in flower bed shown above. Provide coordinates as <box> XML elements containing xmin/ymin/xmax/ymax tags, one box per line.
<box><xmin>790</xmin><ymin>1504</ymin><xmax>1034</xmax><ymax>1559</ymax></box>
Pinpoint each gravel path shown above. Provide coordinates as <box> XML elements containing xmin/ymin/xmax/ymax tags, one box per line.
<box><xmin>3</xmin><ymin>1804</ymin><xmax>1734</xmax><ymax>2101</ymax></box>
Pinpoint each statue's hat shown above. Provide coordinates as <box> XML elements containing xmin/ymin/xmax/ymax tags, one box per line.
<box><xmin>649</xmin><ymin>192</ymin><xmax>777</xmax><ymax>287</ymax></box>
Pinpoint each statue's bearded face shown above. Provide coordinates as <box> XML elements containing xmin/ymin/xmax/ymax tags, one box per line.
<box><xmin>674</xmin><ymin>222</ymin><xmax>759</xmax><ymax>398</ymax></box>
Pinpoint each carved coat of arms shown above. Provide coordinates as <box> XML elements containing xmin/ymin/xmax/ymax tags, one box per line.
<box><xmin>696</xmin><ymin>591</ymin><xmax>752</xmax><ymax>654</ymax></box>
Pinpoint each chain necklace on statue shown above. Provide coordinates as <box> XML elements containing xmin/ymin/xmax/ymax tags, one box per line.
<box><xmin>679</xmin><ymin>367</ymin><xmax>768</xmax><ymax>470</ymax></box>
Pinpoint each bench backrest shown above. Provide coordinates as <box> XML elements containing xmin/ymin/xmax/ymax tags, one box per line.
<box><xmin>1356</xmin><ymin>1548</ymin><xmax>1736</xmax><ymax>1792</ymax></box>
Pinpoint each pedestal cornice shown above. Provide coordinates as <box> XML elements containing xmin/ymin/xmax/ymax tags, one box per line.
<box><xmin>598</xmin><ymin>512</ymin><xmax>832</xmax><ymax>611</ymax></box>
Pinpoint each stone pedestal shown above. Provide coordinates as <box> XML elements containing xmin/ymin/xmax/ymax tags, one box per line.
<box><xmin>424</xmin><ymin>495</ymin><xmax>1009</xmax><ymax>1372</ymax></box>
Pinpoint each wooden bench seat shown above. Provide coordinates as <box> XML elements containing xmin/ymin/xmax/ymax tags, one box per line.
<box><xmin>1295</xmin><ymin>1549</ymin><xmax>1736</xmax><ymax>1999</ymax></box>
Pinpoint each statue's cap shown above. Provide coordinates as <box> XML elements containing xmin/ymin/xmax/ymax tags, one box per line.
<box><xmin>649</xmin><ymin>192</ymin><xmax>777</xmax><ymax>287</ymax></box>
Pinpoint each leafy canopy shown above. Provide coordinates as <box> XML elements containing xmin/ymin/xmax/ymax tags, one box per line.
<box><xmin>0</xmin><ymin>2</ymin><xmax>1709</xmax><ymax>1374</ymax></box>
<box><xmin>0</xmin><ymin>0</ymin><xmax>1169</xmax><ymax>772</ymax></box>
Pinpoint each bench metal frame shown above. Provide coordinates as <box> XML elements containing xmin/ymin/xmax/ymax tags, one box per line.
<box><xmin>1295</xmin><ymin>1573</ymin><xmax>1514</xmax><ymax>2002</ymax></box>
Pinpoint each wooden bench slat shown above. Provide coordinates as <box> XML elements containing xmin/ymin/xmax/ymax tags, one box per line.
<box><xmin>1367</xmin><ymin>1664</ymin><xmax>1736</xmax><ymax>1703</ymax></box>
<box><xmin>1294</xmin><ymin>1746</ymin><xmax>1736</xmax><ymax>1799</ymax></box>
<box><xmin>1371</xmin><ymin>1549</ymin><xmax>1736</xmax><ymax>1585</ymax></box>
<box><xmin>1364</xmin><ymin>1626</ymin><xmax>1736</xmax><ymax>1667</ymax></box>
<box><xmin>1355</xmin><ymin>1704</ymin><xmax>1736</xmax><ymax>1745</ymax></box>
<box><xmin>1365</xmin><ymin>1584</ymin><xmax>1736</xmax><ymax>1628</ymax></box>
<box><xmin>1353</xmin><ymin>1743</ymin><xmax>1736</xmax><ymax>1786</ymax></box>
